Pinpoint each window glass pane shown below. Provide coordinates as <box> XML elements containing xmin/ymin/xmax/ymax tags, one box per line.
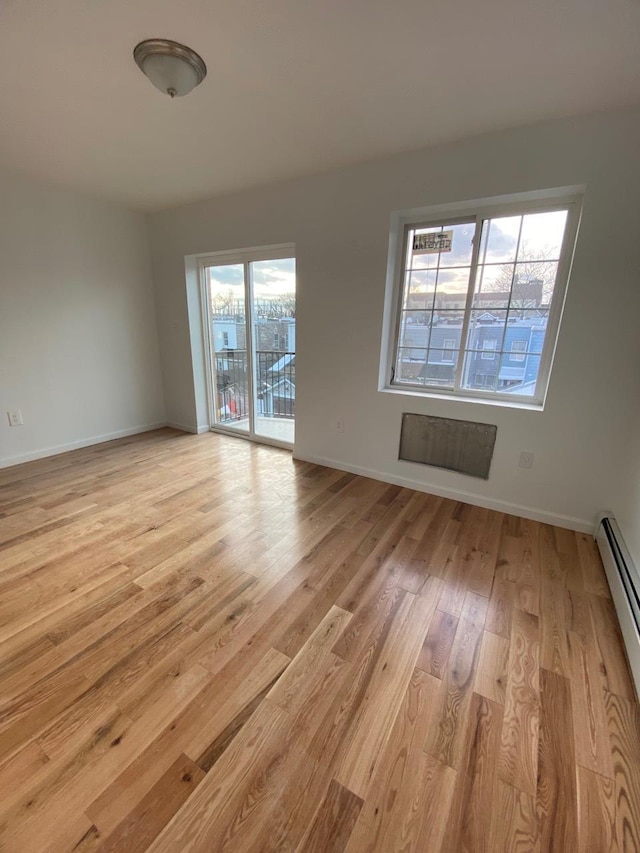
<box><xmin>480</xmin><ymin>215</ymin><xmax>522</xmax><ymax>263</ymax></box>
<box><xmin>508</xmin><ymin>340</ymin><xmax>528</xmax><ymax>362</ymax></box>
<box><xmin>506</xmin><ymin>310</ymin><xmax>548</xmax><ymax>353</ymax></box>
<box><xmin>511</xmin><ymin>261</ymin><xmax>559</xmax><ymax>307</ymax></box>
<box><xmin>250</xmin><ymin>258</ymin><xmax>296</xmax><ymax>443</ymax></box>
<box><xmin>434</xmin><ymin>270</ymin><xmax>470</xmax><ymax>309</ymax></box>
<box><xmin>408</xmin><ymin>221</ymin><xmax>475</xmax><ymax>270</ymax></box>
<box><xmin>466</xmin><ymin>309</ymin><xmax>507</xmax><ymax>347</ymax></box>
<box><xmin>395</xmin><ymin>347</ymin><xmax>427</xmax><ymax>384</ymax></box>
<box><xmin>437</xmin><ymin>222</ymin><xmax>476</xmax><ymax>267</ymax></box>
<box><xmin>461</xmin><ymin>349</ymin><xmax>498</xmax><ymax>392</ymax></box>
<box><xmin>519</xmin><ymin>210</ymin><xmax>568</xmax><ymax>261</ymax></box>
<box><xmin>424</xmin><ymin>347</ymin><xmax>458</xmax><ymax>387</ymax></box>
<box><xmin>473</xmin><ymin>264</ymin><xmax>513</xmax><ymax>309</ymax></box>
<box><xmin>429</xmin><ymin>324</ymin><xmax>461</xmax><ymax>352</ymax></box>
<box><xmin>408</xmin><ymin>248</ymin><xmax>440</xmax><ymax>271</ymax></box>
<box><xmin>398</xmin><ymin>311</ymin><xmax>431</xmax><ymax>350</ymax></box>
<box><xmin>498</xmin><ymin>350</ymin><xmax>540</xmax><ymax>397</ymax></box>
<box><xmin>496</xmin><ymin>352</ymin><xmax>538</xmax><ymax>394</ymax></box>
<box><xmin>407</xmin><ymin>225</ymin><xmax>447</xmax><ymax>270</ymax></box>
<box><xmin>480</xmin><ymin>338</ymin><xmax>499</xmax><ymax>359</ymax></box>
<box><xmin>432</xmin><ymin>308</ymin><xmax>465</xmax><ymax>326</ymax></box>
<box><xmin>208</xmin><ymin>264</ymin><xmax>249</xmax><ymax>431</ymax></box>
<box><xmin>402</xmin><ymin>270</ymin><xmax>437</xmax><ymax>309</ymax></box>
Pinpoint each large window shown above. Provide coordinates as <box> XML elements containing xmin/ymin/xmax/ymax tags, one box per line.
<box><xmin>384</xmin><ymin>193</ymin><xmax>581</xmax><ymax>406</ymax></box>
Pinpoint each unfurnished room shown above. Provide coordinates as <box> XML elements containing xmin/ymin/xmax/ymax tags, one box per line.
<box><xmin>1</xmin><ymin>1</ymin><xmax>640</xmax><ymax>851</ymax></box>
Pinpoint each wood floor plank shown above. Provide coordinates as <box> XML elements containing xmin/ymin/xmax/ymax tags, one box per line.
<box><xmin>518</xmin><ymin>518</ymin><xmax>542</xmax><ymax>616</ymax></box>
<box><xmin>416</xmin><ymin>608</ymin><xmax>458</xmax><ymax>678</ymax></box>
<box><xmin>435</xmin><ymin>545</ymin><xmax>470</xmax><ymax>617</ymax></box>
<box><xmin>475</xmin><ymin>629</ymin><xmax>510</xmax><ymax>706</ymax></box>
<box><xmin>227</xmin><ymin>656</ymin><xmax>355</xmax><ymax>851</ymax></box>
<box><xmin>0</xmin><ymin>664</ymin><xmax>210</xmax><ymax>852</ymax></box>
<box><xmin>424</xmin><ymin>590</ymin><xmax>488</xmax><ymax>769</ymax></box>
<box><xmin>565</xmin><ymin>587</ymin><xmax>594</xmax><ymax>646</ymax></box>
<box><xmin>489</xmin><ymin>780</ymin><xmax>539</xmax><ymax>852</ymax></box>
<box><xmin>0</xmin><ymin>429</ymin><xmax>637</xmax><ymax>852</ymax></box>
<box><xmin>267</xmin><ymin>605</ymin><xmax>352</xmax><ymax>714</ymax></box>
<box><xmin>143</xmin><ymin>701</ymin><xmax>291</xmax><ymax>852</ymax></box>
<box><xmin>87</xmin><ymin>648</ymin><xmax>289</xmax><ymax>835</ymax></box>
<box><xmin>441</xmin><ymin>691</ymin><xmax>503</xmax><ymax>853</ymax></box>
<box><xmin>302</xmin><ymin>779</ymin><xmax>363</xmax><ymax>853</ymax></box>
<box><xmin>349</xmin><ymin>753</ymin><xmax>455</xmax><ymax>853</ymax></box>
<box><xmin>0</xmin><ymin>741</ymin><xmax>50</xmax><ymax>798</ymax></box>
<box><xmin>605</xmin><ymin>690</ymin><xmax>640</xmax><ymax>850</ymax></box>
<box><xmin>485</xmin><ymin>562</ymin><xmax>515</xmax><ymax>638</ymax></box>
<box><xmin>91</xmin><ymin>754</ymin><xmax>205</xmax><ymax>853</ymax></box>
<box><xmin>577</xmin><ymin>531</ymin><xmax>611</xmax><ymax>598</ymax></box>
<box><xmin>568</xmin><ymin>630</ymin><xmax>614</xmax><ymax>779</ymax></box>
<box><xmin>274</xmin><ymin>540</ymin><xmax>367</xmax><ymax>659</ymax></box>
<box><xmin>499</xmin><ymin>608</ymin><xmax>540</xmax><ymax>796</ymax></box>
<box><xmin>590</xmin><ymin>594</ymin><xmax>636</xmax><ymax>701</ymax></box>
<box><xmin>540</xmin><ymin>576</ymin><xmax>570</xmax><ymax>677</ymax></box>
<box><xmin>344</xmin><ymin>669</ymin><xmax>445</xmax><ymax>852</ymax></box>
<box><xmin>537</xmin><ymin>668</ymin><xmax>579</xmax><ymax>852</ymax></box>
<box><xmin>577</xmin><ymin>766</ymin><xmax>617</xmax><ymax>853</ymax></box>
<box><xmin>334</xmin><ymin>591</ymin><xmax>421</xmax><ymax>797</ymax></box>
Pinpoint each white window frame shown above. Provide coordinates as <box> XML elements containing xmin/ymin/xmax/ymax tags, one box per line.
<box><xmin>380</xmin><ymin>188</ymin><xmax>583</xmax><ymax>409</ymax></box>
<box><xmin>198</xmin><ymin>243</ymin><xmax>296</xmax><ymax>450</ymax></box>
<box><xmin>510</xmin><ymin>340</ymin><xmax>527</xmax><ymax>362</ymax></box>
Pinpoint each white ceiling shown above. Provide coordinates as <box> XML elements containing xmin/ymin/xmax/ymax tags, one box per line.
<box><xmin>2</xmin><ymin>0</ymin><xmax>640</xmax><ymax>211</ymax></box>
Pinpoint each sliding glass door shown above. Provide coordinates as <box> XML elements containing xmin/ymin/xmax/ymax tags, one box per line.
<box><xmin>202</xmin><ymin>248</ymin><xmax>296</xmax><ymax>448</ymax></box>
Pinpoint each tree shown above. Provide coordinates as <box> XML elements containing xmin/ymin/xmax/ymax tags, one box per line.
<box><xmin>482</xmin><ymin>243</ymin><xmax>556</xmax><ymax>316</ymax></box>
<box><xmin>254</xmin><ymin>294</ymin><xmax>296</xmax><ymax>319</ymax></box>
<box><xmin>211</xmin><ymin>288</ymin><xmax>238</xmax><ymax>317</ymax></box>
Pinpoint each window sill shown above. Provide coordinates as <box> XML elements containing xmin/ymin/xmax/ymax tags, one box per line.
<box><xmin>379</xmin><ymin>384</ymin><xmax>545</xmax><ymax>412</ymax></box>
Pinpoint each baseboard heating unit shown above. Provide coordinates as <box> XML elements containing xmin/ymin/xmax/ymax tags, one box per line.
<box><xmin>596</xmin><ymin>515</ymin><xmax>640</xmax><ymax>697</ymax></box>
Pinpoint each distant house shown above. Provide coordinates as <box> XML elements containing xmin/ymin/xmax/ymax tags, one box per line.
<box><xmin>400</xmin><ymin>313</ymin><xmax>547</xmax><ymax>394</ymax></box>
<box><xmin>213</xmin><ymin>320</ymin><xmax>296</xmax><ymax>420</ymax></box>
<box><xmin>262</xmin><ymin>376</ymin><xmax>296</xmax><ymax>417</ymax></box>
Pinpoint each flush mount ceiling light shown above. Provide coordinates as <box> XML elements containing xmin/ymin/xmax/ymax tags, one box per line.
<box><xmin>133</xmin><ymin>39</ymin><xmax>207</xmax><ymax>98</ymax></box>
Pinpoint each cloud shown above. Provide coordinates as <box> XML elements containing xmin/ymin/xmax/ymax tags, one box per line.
<box><xmin>208</xmin><ymin>257</ymin><xmax>296</xmax><ymax>296</ymax></box>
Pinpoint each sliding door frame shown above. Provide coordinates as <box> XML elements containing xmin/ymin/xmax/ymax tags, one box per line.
<box><xmin>199</xmin><ymin>243</ymin><xmax>296</xmax><ymax>451</ymax></box>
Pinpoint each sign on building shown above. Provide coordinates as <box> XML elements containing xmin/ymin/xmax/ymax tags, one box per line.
<box><xmin>413</xmin><ymin>230</ymin><xmax>453</xmax><ymax>254</ymax></box>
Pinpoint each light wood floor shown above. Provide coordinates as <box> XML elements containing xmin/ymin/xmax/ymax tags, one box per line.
<box><xmin>0</xmin><ymin>428</ymin><xmax>639</xmax><ymax>852</ymax></box>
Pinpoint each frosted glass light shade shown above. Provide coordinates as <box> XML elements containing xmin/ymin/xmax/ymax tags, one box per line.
<box><xmin>134</xmin><ymin>40</ymin><xmax>207</xmax><ymax>98</ymax></box>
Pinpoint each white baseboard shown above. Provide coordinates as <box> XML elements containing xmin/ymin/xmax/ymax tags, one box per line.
<box><xmin>293</xmin><ymin>450</ymin><xmax>593</xmax><ymax>533</ymax></box>
<box><xmin>0</xmin><ymin>422</ymin><xmax>168</xmax><ymax>469</ymax></box>
<box><xmin>166</xmin><ymin>422</ymin><xmax>210</xmax><ymax>435</ymax></box>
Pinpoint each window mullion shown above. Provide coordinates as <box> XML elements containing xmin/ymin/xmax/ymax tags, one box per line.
<box><xmin>496</xmin><ymin>216</ymin><xmax>524</xmax><ymax>359</ymax></box>
<box><xmin>454</xmin><ymin>215</ymin><xmax>482</xmax><ymax>392</ymax></box>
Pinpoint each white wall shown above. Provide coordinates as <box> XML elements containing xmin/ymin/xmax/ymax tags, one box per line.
<box><xmin>0</xmin><ymin>169</ymin><xmax>165</xmax><ymax>466</ymax></box>
<box><xmin>148</xmin><ymin>105</ymin><xmax>640</xmax><ymax>532</ymax></box>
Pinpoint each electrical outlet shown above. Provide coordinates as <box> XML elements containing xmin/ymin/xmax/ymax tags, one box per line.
<box><xmin>519</xmin><ymin>450</ymin><xmax>534</xmax><ymax>469</ymax></box>
<box><xmin>335</xmin><ymin>417</ymin><xmax>344</xmax><ymax>433</ymax></box>
<box><xmin>7</xmin><ymin>410</ymin><xmax>23</xmax><ymax>427</ymax></box>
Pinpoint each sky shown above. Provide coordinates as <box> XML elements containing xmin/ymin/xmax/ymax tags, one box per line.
<box><xmin>208</xmin><ymin>257</ymin><xmax>296</xmax><ymax>299</ymax></box>
<box><xmin>406</xmin><ymin>210</ymin><xmax>569</xmax><ymax>297</ymax></box>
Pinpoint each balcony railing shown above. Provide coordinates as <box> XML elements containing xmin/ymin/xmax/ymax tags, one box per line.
<box><xmin>214</xmin><ymin>350</ymin><xmax>295</xmax><ymax>424</ymax></box>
